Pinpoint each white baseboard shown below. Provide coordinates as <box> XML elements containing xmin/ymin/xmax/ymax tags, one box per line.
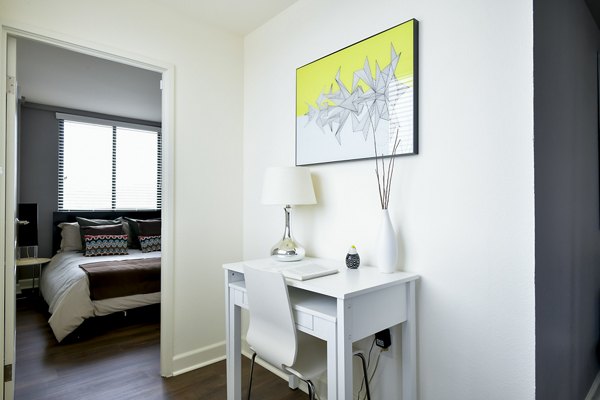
<box><xmin>585</xmin><ymin>371</ymin><xmax>600</xmax><ymax>400</ymax></box>
<box><xmin>172</xmin><ymin>341</ymin><xmax>226</xmax><ymax>376</ymax></box>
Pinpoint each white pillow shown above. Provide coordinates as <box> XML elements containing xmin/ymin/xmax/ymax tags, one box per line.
<box><xmin>58</xmin><ymin>222</ymin><xmax>82</xmax><ymax>252</ymax></box>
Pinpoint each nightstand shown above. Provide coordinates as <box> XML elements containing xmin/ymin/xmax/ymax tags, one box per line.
<box><xmin>16</xmin><ymin>257</ymin><xmax>50</xmax><ymax>296</ymax></box>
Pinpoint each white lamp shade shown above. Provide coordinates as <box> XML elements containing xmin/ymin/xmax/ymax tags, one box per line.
<box><xmin>261</xmin><ymin>166</ymin><xmax>317</xmax><ymax>205</ymax></box>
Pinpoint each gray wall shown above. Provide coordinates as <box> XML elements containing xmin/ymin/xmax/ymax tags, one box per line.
<box><xmin>18</xmin><ymin>103</ymin><xmax>161</xmax><ymax>259</ymax></box>
<box><xmin>534</xmin><ymin>0</ymin><xmax>600</xmax><ymax>398</ymax></box>
<box><xmin>19</xmin><ymin>105</ymin><xmax>59</xmax><ymax>259</ymax></box>
<box><xmin>17</xmin><ymin>38</ymin><xmax>162</xmax><ymax>122</ymax></box>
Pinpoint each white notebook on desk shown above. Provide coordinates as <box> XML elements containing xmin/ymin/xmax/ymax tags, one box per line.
<box><xmin>281</xmin><ymin>263</ymin><xmax>339</xmax><ymax>281</ymax></box>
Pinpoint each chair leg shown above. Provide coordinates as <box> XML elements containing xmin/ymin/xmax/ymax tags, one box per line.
<box><xmin>355</xmin><ymin>352</ymin><xmax>371</xmax><ymax>400</ymax></box>
<box><xmin>247</xmin><ymin>353</ymin><xmax>257</xmax><ymax>400</ymax></box>
<box><xmin>306</xmin><ymin>380</ymin><xmax>316</xmax><ymax>400</ymax></box>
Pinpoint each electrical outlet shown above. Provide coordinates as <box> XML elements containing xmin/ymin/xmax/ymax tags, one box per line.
<box><xmin>375</xmin><ymin>329</ymin><xmax>391</xmax><ymax>349</ymax></box>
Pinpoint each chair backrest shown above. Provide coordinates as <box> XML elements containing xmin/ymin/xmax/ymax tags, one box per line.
<box><xmin>244</xmin><ymin>266</ymin><xmax>297</xmax><ymax>368</ymax></box>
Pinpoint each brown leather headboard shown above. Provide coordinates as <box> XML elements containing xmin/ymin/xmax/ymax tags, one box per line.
<box><xmin>52</xmin><ymin>210</ymin><xmax>161</xmax><ymax>254</ymax></box>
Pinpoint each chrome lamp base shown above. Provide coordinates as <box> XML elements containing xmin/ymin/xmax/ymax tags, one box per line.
<box><xmin>270</xmin><ymin>205</ymin><xmax>305</xmax><ymax>262</ymax></box>
<box><xmin>271</xmin><ymin>238</ymin><xmax>306</xmax><ymax>261</ymax></box>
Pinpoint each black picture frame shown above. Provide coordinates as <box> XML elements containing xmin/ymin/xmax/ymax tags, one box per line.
<box><xmin>295</xmin><ymin>19</ymin><xmax>419</xmax><ymax>166</ymax></box>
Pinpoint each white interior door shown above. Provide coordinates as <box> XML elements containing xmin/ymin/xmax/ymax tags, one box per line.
<box><xmin>2</xmin><ymin>35</ymin><xmax>18</xmax><ymax>400</ymax></box>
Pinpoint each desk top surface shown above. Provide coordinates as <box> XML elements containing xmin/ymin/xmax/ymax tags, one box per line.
<box><xmin>224</xmin><ymin>257</ymin><xmax>419</xmax><ymax>300</ymax></box>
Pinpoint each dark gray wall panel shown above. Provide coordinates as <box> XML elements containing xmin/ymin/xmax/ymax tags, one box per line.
<box><xmin>535</xmin><ymin>0</ymin><xmax>600</xmax><ymax>398</ymax></box>
<box><xmin>18</xmin><ymin>106</ymin><xmax>58</xmax><ymax>258</ymax></box>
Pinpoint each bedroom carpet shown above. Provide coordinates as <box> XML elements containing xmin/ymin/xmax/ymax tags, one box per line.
<box><xmin>14</xmin><ymin>296</ymin><xmax>307</xmax><ymax>399</ymax></box>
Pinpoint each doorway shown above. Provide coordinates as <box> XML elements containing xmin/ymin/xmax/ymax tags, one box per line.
<box><xmin>1</xmin><ymin>25</ymin><xmax>176</xmax><ymax>399</ymax></box>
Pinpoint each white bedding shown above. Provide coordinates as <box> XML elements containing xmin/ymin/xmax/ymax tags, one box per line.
<box><xmin>40</xmin><ymin>250</ymin><xmax>161</xmax><ymax>342</ymax></box>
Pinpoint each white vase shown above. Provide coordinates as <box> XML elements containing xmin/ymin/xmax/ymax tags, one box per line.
<box><xmin>376</xmin><ymin>209</ymin><xmax>398</xmax><ymax>273</ymax></box>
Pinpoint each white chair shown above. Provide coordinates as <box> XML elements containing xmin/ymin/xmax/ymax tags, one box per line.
<box><xmin>244</xmin><ymin>266</ymin><xmax>371</xmax><ymax>400</ymax></box>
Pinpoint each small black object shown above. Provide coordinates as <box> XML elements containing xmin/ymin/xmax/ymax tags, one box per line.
<box><xmin>375</xmin><ymin>329</ymin><xmax>391</xmax><ymax>349</ymax></box>
<box><xmin>345</xmin><ymin>245</ymin><xmax>360</xmax><ymax>269</ymax></box>
<box><xmin>18</xmin><ymin>203</ymin><xmax>38</xmax><ymax>246</ymax></box>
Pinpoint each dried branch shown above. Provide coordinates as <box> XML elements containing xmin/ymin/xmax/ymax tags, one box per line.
<box><xmin>373</xmin><ymin>127</ymin><xmax>401</xmax><ymax>209</ymax></box>
<box><xmin>367</xmin><ymin>104</ymin><xmax>401</xmax><ymax>209</ymax></box>
<box><xmin>372</xmin><ymin>125</ymin><xmax>385</xmax><ymax>209</ymax></box>
<box><xmin>384</xmin><ymin>129</ymin><xmax>402</xmax><ymax>208</ymax></box>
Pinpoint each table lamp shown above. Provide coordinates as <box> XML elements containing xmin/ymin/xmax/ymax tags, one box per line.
<box><xmin>17</xmin><ymin>203</ymin><xmax>39</xmax><ymax>258</ymax></box>
<box><xmin>262</xmin><ymin>166</ymin><xmax>316</xmax><ymax>261</ymax></box>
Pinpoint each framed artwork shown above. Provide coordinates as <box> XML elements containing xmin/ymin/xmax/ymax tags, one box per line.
<box><xmin>296</xmin><ymin>19</ymin><xmax>418</xmax><ymax>166</ymax></box>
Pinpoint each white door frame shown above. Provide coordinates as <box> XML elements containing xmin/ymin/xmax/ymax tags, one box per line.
<box><xmin>1</xmin><ymin>34</ymin><xmax>17</xmax><ymax>400</ymax></box>
<box><xmin>0</xmin><ymin>22</ymin><xmax>176</xmax><ymax>382</ymax></box>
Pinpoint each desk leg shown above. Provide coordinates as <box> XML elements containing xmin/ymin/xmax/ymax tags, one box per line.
<box><xmin>326</xmin><ymin>329</ymin><xmax>337</xmax><ymax>400</ymax></box>
<box><xmin>337</xmin><ymin>298</ymin><xmax>353</xmax><ymax>400</ymax></box>
<box><xmin>226</xmin><ymin>281</ymin><xmax>242</xmax><ymax>400</ymax></box>
<box><xmin>402</xmin><ymin>280</ymin><xmax>417</xmax><ymax>400</ymax></box>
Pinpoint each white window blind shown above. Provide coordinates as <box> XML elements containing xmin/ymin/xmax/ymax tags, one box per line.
<box><xmin>57</xmin><ymin>114</ymin><xmax>161</xmax><ymax>211</ymax></box>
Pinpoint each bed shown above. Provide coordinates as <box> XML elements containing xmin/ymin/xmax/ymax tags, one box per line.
<box><xmin>41</xmin><ymin>210</ymin><xmax>161</xmax><ymax>342</ymax></box>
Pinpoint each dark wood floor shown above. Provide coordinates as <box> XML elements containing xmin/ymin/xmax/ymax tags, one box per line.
<box><xmin>15</xmin><ymin>295</ymin><xmax>307</xmax><ymax>399</ymax></box>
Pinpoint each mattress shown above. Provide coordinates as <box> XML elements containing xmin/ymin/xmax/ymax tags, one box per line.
<box><xmin>40</xmin><ymin>250</ymin><xmax>161</xmax><ymax>342</ymax></box>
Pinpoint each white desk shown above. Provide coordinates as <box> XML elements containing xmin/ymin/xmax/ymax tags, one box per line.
<box><xmin>224</xmin><ymin>258</ymin><xmax>419</xmax><ymax>400</ymax></box>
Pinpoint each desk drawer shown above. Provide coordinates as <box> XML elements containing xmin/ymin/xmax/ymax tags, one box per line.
<box><xmin>294</xmin><ymin>310</ymin><xmax>313</xmax><ymax>331</ymax></box>
<box><xmin>351</xmin><ymin>283</ymin><xmax>407</xmax><ymax>340</ymax></box>
<box><xmin>233</xmin><ymin>288</ymin><xmax>247</xmax><ymax>307</ymax></box>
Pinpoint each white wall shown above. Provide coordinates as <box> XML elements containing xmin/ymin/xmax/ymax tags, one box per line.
<box><xmin>243</xmin><ymin>0</ymin><xmax>535</xmax><ymax>399</ymax></box>
<box><xmin>1</xmin><ymin>0</ymin><xmax>243</xmax><ymax>373</ymax></box>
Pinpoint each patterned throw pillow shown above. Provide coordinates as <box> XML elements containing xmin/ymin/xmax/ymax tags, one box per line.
<box><xmin>139</xmin><ymin>235</ymin><xmax>161</xmax><ymax>253</ymax></box>
<box><xmin>124</xmin><ymin>218</ymin><xmax>161</xmax><ymax>249</ymax></box>
<box><xmin>84</xmin><ymin>234</ymin><xmax>129</xmax><ymax>257</ymax></box>
<box><xmin>77</xmin><ymin>217</ymin><xmax>123</xmax><ymax>246</ymax></box>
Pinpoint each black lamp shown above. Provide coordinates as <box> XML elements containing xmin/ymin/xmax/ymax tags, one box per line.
<box><xmin>17</xmin><ymin>203</ymin><xmax>38</xmax><ymax>254</ymax></box>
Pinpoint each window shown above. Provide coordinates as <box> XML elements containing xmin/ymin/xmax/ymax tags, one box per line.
<box><xmin>57</xmin><ymin>114</ymin><xmax>161</xmax><ymax>210</ymax></box>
